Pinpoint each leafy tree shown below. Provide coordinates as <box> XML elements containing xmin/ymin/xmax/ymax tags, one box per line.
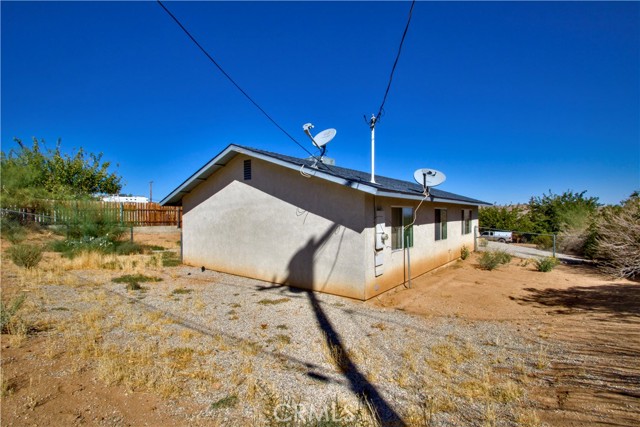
<box><xmin>479</xmin><ymin>205</ymin><xmax>522</xmax><ymax>231</ymax></box>
<box><xmin>527</xmin><ymin>190</ymin><xmax>600</xmax><ymax>234</ymax></box>
<box><xmin>1</xmin><ymin>137</ymin><xmax>121</xmax><ymax>207</ymax></box>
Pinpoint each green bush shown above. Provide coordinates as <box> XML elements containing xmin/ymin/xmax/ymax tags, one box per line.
<box><xmin>1</xmin><ymin>218</ymin><xmax>27</xmax><ymax>243</ymax></box>
<box><xmin>535</xmin><ymin>256</ymin><xmax>559</xmax><ymax>272</ymax></box>
<box><xmin>532</xmin><ymin>235</ymin><xmax>553</xmax><ymax>250</ymax></box>
<box><xmin>460</xmin><ymin>245</ymin><xmax>470</xmax><ymax>260</ymax></box>
<box><xmin>8</xmin><ymin>244</ymin><xmax>43</xmax><ymax>268</ymax></box>
<box><xmin>478</xmin><ymin>250</ymin><xmax>512</xmax><ymax>271</ymax></box>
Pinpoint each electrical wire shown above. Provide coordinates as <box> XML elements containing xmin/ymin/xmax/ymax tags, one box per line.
<box><xmin>156</xmin><ymin>0</ymin><xmax>331</xmax><ymax>169</ymax></box>
<box><xmin>374</xmin><ymin>0</ymin><xmax>416</xmax><ymax>124</ymax></box>
<box><xmin>404</xmin><ymin>187</ymin><xmax>429</xmax><ymax>230</ymax></box>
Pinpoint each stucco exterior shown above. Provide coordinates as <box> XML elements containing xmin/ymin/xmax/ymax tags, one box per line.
<box><xmin>362</xmin><ymin>195</ymin><xmax>477</xmax><ymax>299</ymax></box>
<box><xmin>182</xmin><ymin>154</ymin><xmax>369</xmax><ymax>299</ymax></box>
<box><xmin>180</xmin><ymin>153</ymin><xmax>479</xmax><ymax>300</ymax></box>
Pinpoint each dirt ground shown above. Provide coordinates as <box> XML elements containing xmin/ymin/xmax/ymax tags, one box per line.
<box><xmin>372</xmin><ymin>257</ymin><xmax>640</xmax><ymax>426</ymax></box>
<box><xmin>1</xmin><ymin>229</ymin><xmax>639</xmax><ymax>426</ymax></box>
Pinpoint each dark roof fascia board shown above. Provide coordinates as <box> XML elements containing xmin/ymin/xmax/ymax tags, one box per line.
<box><xmin>375</xmin><ymin>190</ymin><xmax>490</xmax><ymax>206</ymax></box>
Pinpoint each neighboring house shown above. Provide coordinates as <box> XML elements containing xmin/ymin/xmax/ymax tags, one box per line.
<box><xmin>161</xmin><ymin>144</ymin><xmax>490</xmax><ymax>300</ymax></box>
<box><xmin>102</xmin><ymin>195</ymin><xmax>150</xmax><ymax>203</ymax></box>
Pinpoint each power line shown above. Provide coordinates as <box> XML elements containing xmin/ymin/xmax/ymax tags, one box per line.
<box><xmin>156</xmin><ymin>0</ymin><xmax>326</xmax><ymax>165</ymax></box>
<box><xmin>374</xmin><ymin>0</ymin><xmax>416</xmax><ymax>124</ymax></box>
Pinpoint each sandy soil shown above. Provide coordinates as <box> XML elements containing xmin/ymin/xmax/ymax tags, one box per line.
<box><xmin>2</xmin><ymin>229</ymin><xmax>638</xmax><ymax>426</ymax></box>
<box><xmin>372</xmin><ymin>256</ymin><xmax>640</xmax><ymax>426</ymax></box>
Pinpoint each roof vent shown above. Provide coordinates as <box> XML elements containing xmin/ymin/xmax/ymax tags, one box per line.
<box><xmin>243</xmin><ymin>159</ymin><xmax>251</xmax><ymax>180</ymax></box>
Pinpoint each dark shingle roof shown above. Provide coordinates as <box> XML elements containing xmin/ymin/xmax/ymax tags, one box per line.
<box><xmin>240</xmin><ymin>146</ymin><xmax>490</xmax><ymax>205</ymax></box>
<box><xmin>161</xmin><ymin>144</ymin><xmax>491</xmax><ymax>206</ymax></box>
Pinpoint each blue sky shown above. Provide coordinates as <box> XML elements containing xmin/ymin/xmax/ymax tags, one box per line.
<box><xmin>2</xmin><ymin>1</ymin><xmax>638</xmax><ymax>205</ymax></box>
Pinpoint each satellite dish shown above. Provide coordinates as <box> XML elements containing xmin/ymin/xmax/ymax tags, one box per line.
<box><xmin>302</xmin><ymin>123</ymin><xmax>337</xmax><ymax>163</ymax></box>
<box><xmin>313</xmin><ymin>128</ymin><xmax>337</xmax><ymax>147</ymax></box>
<box><xmin>413</xmin><ymin>168</ymin><xmax>446</xmax><ymax>190</ymax></box>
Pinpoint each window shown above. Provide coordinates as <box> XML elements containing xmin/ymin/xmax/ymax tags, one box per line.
<box><xmin>391</xmin><ymin>207</ymin><xmax>414</xmax><ymax>250</ymax></box>
<box><xmin>243</xmin><ymin>159</ymin><xmax>251</xmax><ymax>180</ymax></box>
<box><xmin>435</xmin><ymin>208</ymin><xmax>447</xmax><ymax>241</ymax></box>
<box><xmin>462</xmin><ymin>209</ymin><xmax>472</xmax><ymax>235</ymax></box>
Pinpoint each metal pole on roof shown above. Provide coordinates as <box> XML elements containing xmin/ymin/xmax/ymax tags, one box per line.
<box><xmin>370</xmin><ymin>115</ymin><xmax>377</xmax><ymax>184</ymax></box>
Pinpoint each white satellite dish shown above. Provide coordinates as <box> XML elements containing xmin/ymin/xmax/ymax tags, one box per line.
<box><xmin>413</xmin><ymin>168</ymin><xmax>446</xmax><ymax>190</ymax></box>
<box><xmin>313</xmin><ymin>128</ymin><xmax>337</xmax><ymax>147</ymax></box>
<box><xmin>302</xmin><ymin>123</ymin><xmax>337</xmax><ymax>163</ymax></box>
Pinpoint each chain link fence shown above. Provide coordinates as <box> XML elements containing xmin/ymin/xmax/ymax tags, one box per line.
<box><xmin>473</xmin><ymin>227</ymin><xmax>587</xmax><ymax>264</ymax></box>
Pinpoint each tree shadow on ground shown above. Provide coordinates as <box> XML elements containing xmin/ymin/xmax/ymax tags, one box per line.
<box><xmin>514</xmin><ymin>283</ymin><xmax>640</xmax><ymax>319</ymax></box>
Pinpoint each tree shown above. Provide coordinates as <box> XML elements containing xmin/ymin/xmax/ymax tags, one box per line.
<box><xmin>527</xmin><ymin>190</ymin><xmax>600</xmax><ymax>234</ymax></box>
<box><xmin>592</xmin><ymin>193</ymin><xmax>640</xmax><ymax>280</ymax></box>
<box><xmin>1</xmin><ymin>137</ymin><xmax>122</xmax><ymax>207</ymax></box>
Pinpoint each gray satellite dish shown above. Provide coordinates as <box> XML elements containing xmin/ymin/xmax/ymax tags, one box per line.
<box><xmin>313</xmin><ymin>128</ymin><xmax>337</xmax><ymax>147</ymax></box>
<box><xmin>413</xmin><ymin>168</ymin><xmax>446</xmax><ymax>191</ymax></box>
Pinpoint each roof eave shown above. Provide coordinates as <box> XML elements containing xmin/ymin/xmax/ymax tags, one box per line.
<box><xmin>161</xmin><ymin>144</ymin><xmax>492</xmax><ymax>207</ymax></box>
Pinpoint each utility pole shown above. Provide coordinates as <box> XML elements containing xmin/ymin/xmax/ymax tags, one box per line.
<box><xmin>149</xmin><ymin>181</ymin><xmax>153</xmax><ymax>203</ymax></box>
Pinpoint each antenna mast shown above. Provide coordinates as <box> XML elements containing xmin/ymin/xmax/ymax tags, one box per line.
<box><xmin>369</xmin><ymin>115</ymin><xmax>377</xmax><ymax>184</ymax></box>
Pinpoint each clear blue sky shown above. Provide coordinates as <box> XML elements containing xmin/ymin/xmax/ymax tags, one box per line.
<box><xmin>2</xmin><ymin>1</ymin><xmax>638</xmax><ymax>205</ymax></box>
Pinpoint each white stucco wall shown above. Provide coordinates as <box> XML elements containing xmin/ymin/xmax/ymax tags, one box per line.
<box><xmin>362</xmin><ymin>195</ymin><xmax>478</xmax><ymax>299</ymax></box>
<box><xmin>181</xmin><ymin>155</ymin><xmax>368</xmax><ymax>300</ymax></box>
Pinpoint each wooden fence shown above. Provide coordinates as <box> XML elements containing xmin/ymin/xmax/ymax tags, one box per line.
<box><xmin>2</xmin><ymin>201</ymin><xmax>182</xmax><ymax>227</ymax></box>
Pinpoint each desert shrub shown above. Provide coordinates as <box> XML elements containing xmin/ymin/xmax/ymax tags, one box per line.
<box><xmin>479</xmin><ymin>250</ymin><xmax>512</xmax><ymax>271</ymax></box>
<box><xmin>534</xmin><ymin>256</ymin><xmax>559</xmax><ymax>272</ymax></box>
<box><xmin>494</xmin><ymin>250</ymin><xmax>512</xmax><ymax>264</ymax></box>
<box><xmin>1</xmin><ymin>218</ymin><xmax>27</xmax><ymax>243</ymax></box>
<box><xmin>113</xmin><ymin>274</ymin><xmax>161</xmax><ymax>291</ymax></box>
<box><xmin>0</xmin><ymin>294</ymin><xmax>26</xmax><ymax>333</ymax></box>
<box><xmin>592</xmin><ymin>193</ymin><xmax>640</xmax><ymax>279</ymax></box>
<box><xmin>478</xmin><ymin>238</ymin><xmax>488</xmax><ymax>248</ymax></box>
<box><xmin>115</xmin><ymin>241</ymin><xmax>144</xmax><ymax>255</ymax></box>
<box><xmin>532</xmin><ymin>235</ymin><xmax>553</xmax><ymax>250</ymax></box>
<box><xmin>460</xmin><ymin>245</ymin><xmax>470</xmax><ymax>260</ymax></box>
<box><xmin>8</xmin><ymin>244</ymin><xmax>43</xmax><ymax>268</ymax></box>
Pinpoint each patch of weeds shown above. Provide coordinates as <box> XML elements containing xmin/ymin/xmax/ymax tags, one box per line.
<box><xmin>172</xmin><ymin>287</ymin><xmax>192</xmax><ymax>295</ymax></box>
<box><xmin>114</xmin><ymin>241</ymin><xmax>144</xmax><ymax>255</ymax></box>
<box><xmin>113</xmin><ymin>274</ymin><xmax>160</xmax><ymax>291</ymax></box>
<box><xmin>230</xmin><ymin>302</ymin><xmax>241</xmax><ymax>308</ymax></box>
<box><xmin>371</xmin><ymin>322</ymin><xmax>386</xmax><ymax>331</ymax></box>
<box><xmin>257</xmin><ymin>298</ymin><xmax>290</xmax><ymax>305</ymax></box>
<box><xmin>461</xmin><ymin>245</ymin><xmax>470</xmax><ymax>260</ymax></box>
<box><xmin>52</xmin><ymin>306</ymin><xmax>69</xmax><ymax>311</ymax></box>
<box><xmin>534</xmin><ymin>256</ymin><xmax>559</xmax><ymax>272</ymax></box>
<box><xmin>162</xmin><ymin>251</ymin><xmax>181</xmax><ymax>267</ymax></box>
<box><xmin>478</xmin><ymin>250</ymin><xmax>512</xmax><ymax>271</ymax></box>
<box><xmin>1</xmin><ymin>375</ymin><xmax>18</xmax><ymax>397</ymax></box>
<box><xmin>210</xmin><ymin>394</ymin><xmax>238</xmax><ymax>410</ymax></box>
<box><xmin>274</xmin><ymin>334</ymin><xmax>291</xmax><ymax>345</ymax></box>
<box><xmin>7</xmin><ymin>244</ymin><xmax>43</xmax><ymax>268</ymax></box>
<box><xmin>276</xmin><ymin>324</ymin><xmax>288</xmax><ymax>330</ymax></box>
<box><xmin>145</xmin><ymin>244</ymin><xmax>165</xmax><ymax>251</ymax></box>
<box><xmin>1</xmin><ymin>294</ymin><xmax>26</xmax><ymax>334</ymax></box>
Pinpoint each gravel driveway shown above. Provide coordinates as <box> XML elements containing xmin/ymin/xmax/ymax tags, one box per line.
<box><xmin>481</xmin><ymin>241</ymin><xmax>587</xmax><ymax>263</ymax></box>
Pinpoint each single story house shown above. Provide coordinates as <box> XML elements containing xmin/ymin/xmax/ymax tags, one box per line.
<box><xmin>161</xmin><ymin>144</ymin><xmax>490</xmax><ymax>300</ymax></box>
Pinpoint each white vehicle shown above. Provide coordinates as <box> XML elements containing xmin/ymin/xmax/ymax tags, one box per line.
<box><xmin>480</xmin><ymin>231</ymin><xmax>513</xmax><ymax>243</ymax></box>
